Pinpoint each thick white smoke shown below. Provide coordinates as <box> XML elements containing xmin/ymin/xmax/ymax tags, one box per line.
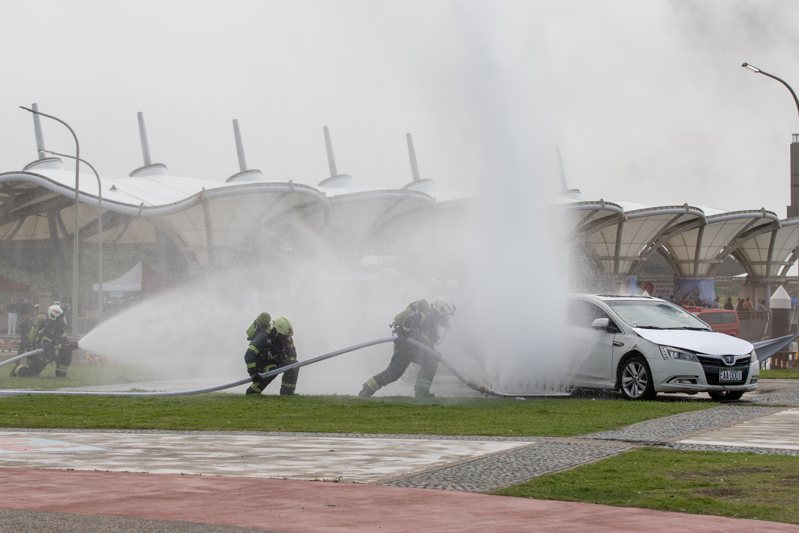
<box><xmin>80</xmin><ymin>5</ymin><xmax>578</xmax><ymax>396</ymax></box>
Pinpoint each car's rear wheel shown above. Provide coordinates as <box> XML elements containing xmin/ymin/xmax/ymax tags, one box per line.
<box><xmin>619</xmin><ymin>355</ymin><xmax>656</xmax><ymax>400</ymax></box>
<box><xmin>708</xmin><ymin>390</ymin><xmax>744</xmax><ymax>401</ymax></box>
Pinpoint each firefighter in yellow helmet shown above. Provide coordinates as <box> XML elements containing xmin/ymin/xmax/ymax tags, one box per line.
<box><xmin>244</xmin><ymin>314</ymin><xmax>299</xmax><ymax>396</ymax></box>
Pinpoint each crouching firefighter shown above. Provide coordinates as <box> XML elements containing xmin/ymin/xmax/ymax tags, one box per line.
<box><xmin>244</xmin><ymin>314</ymin><xmax>299</xmax><ymax>396</ymax></box>
<box><xmin>359</xmin><ymin>298</ymin><xmax>456</xmax><ymax>398</ymax></box>
<box><xmin>11</xmin><ymin>304</ymin><xmax>76</xmax><ymax>378</ymax></box>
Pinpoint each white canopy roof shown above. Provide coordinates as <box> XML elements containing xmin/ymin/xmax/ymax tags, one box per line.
<box><xmin>1</xmin><ymin>157</ymin><xmax>796</xmax><ymax>283</ymax></box>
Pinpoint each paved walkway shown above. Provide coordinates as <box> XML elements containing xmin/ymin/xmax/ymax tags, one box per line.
<box><xmin>1</xmin><ymin>381</ymin><xmax>798</xmax><ymax>532</ymax></box>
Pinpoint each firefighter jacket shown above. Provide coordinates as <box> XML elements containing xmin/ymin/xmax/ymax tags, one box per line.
<box><xmin>246</xmin><ymin>329</ymin><xmax>297</xmax><ymax>365</ymax></box>
<box><xmin>35</xmin><ymin>318</ymin><xmax>68</xmax><ymax>361</ymax></box>
<box><xmin>392</xmin><ymin>301</ymin><xmax>443</xmax><ymax>346</ymax></box>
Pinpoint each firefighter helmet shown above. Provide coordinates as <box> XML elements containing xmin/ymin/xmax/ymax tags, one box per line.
<box><xmin>47</xmin><ymin>304</ymin><xmax>64</xmax><ymax>320</ymax></box>
<box><xmin>246</xmin><ymin>312</ymin><xmax>272</xmax><ymax>340</ymax></box>
<box><xmin>271</xmin><ymin>316</ymin><xmax>294</xmax><ymax>336</ymax></box>
<box><xmin>431</xmin><ymin>298</ymin><xmax>455</xmax><ymax>316</ymax></box>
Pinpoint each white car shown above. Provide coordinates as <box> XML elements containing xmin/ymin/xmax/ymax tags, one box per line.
<box><xmin>567</xmin><ymin>294</ymin><xmax>758</xmax><ymax>401</ymax></box>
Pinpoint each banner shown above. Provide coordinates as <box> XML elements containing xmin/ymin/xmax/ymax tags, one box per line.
<box><xmin>676</xmin><ymin>279</ymin><xmax>715</xmax><ymax>307</ymax></box>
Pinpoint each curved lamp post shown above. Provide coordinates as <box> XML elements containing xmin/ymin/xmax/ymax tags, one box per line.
<box><xmin>741</xmin><ymin>63</ymin><xmax>799</xmax><ymax>123</ymax></box>
<box><xmin>19</xmin><ymin>106</ymin><xmax>81</xmax><ymax>336</ymax></box>
<box><xmin>742</xmin><ymin>63</ymin><xmax>799</xmax><ymax>315</ymax></box>
<box><xmin>40</xmin><ymin>149</ymin><xmax>103</xmax><ymax>321</ymax></box>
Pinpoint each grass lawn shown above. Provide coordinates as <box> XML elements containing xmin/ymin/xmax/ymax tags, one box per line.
<box><xmin>760</xmin><ymin>369</ymin><xmax>799</xmax><ymax>379</ymax></box>
<box><xmin>497</xmin><ymin>447</ymin><xmax>799</xmax><ymax>525</ymax></box>
<box><xmin>0</xmin><ymin>394</ymin><xmax>713</xmax><ymax>436</ymax></box>
<box><xmin>0</xmin><ymin>362</ymin><xmax>157</xmax><ymax>390</ymax></box>
<box><xmin>0</xmin><ymin>362</ymin><xmax>715</xmax><ymax>436</ymax></box>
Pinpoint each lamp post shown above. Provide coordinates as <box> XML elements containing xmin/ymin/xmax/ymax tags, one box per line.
<box><xmin>741</xmin><ymin>62</ymin><xmax>799</xmax><ymax>217</ymax></box>
<box><xmin>742</xmin><ymin>62</ymin><xmax>799</xmax><ymax>323</ymax></box>
<box><xmin>40</xmin><ymin>149</ymin><xmax>103</xmax><ymax>322</ymax></box>
<box><xmin>741</xmin><ymin>63</ymin><xmax>799</xmax><ymax>123</ymax></box>
<box><xmin>19</xmin><ymin>106</ymin><xmax>81</xmax><ymax>337</ymax></box>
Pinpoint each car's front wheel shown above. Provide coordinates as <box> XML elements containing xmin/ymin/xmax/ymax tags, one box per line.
<box><xmin>708</xmin><ymin>390</ymin><xmax>744</xmax><ymax>401</ymax></box>
<box><xmin>618</xmin><ymin>355</ymin><xmax>656</xmax><ymax>400</ymax></box>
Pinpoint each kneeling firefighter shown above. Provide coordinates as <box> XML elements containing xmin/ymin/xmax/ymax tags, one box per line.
<box><xmin>11</xmin><ymin>304</ymin><xmax>76</xmax><ymax>378</ymax></box>
<box><xmin>244</xmin><ymin>314</ymin><xmax>299</xmax><ymax>396</ymax></box>
<box><xmin>359</xmin><ymin>298</ymin><xmax>455</xmax><ymax>398</ymax></box>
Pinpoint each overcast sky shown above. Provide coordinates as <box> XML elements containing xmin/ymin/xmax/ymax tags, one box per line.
<box><xmin>1</xmin><ymin>0</ymin><xmax>797</xmax><ymax>214</ymax></box>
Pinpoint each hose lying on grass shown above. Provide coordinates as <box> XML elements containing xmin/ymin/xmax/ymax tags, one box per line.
<box><xmin>405</xmin><ymin>337</ymin><xmax>571</xmax><ymax>398</ymax></box>
<box><xmin>0</xmin><ymin>337</ymin><xmax>395</xmax><ymax>397</ymax></box>
<box><xmin>4</xmin><ymin>334</ymin><xmax>793</xmax><ymax>399</ymax></box>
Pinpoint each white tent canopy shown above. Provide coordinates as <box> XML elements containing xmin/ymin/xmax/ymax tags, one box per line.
<box><xmin>93</xmin><ymin>261</ymin><xmax>142</xmax><ymax>292</ymax></box>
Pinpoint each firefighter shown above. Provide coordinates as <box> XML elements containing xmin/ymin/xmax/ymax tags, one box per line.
<box><xmin>359</xmin><ymin>298</ymin><xmax>456</xmax><ymax>398</ymax></box>
<box><xmin>244</xmin><ymin>315</ymin><xmax>299</xmax><ymax>396</ymax></box>
<box><xmin>12</xmin><ymin>304</ymin><xmax>76</xmax><ymax>378</ymax></box>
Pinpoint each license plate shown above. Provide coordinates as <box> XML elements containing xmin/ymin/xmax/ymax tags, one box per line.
<box><xmin>719</xmin><ymin>369</ymin><xmax>743</xmax><ymax>382</ymax></box>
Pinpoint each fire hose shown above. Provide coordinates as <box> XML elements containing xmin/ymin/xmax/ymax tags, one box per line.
<box><xmin>2</xmin><ymin>336</ymin><xmax>569</xmax><ymax>398</ymax></box>
<box><xmin>0</xmin><ymin>337</ymin><xmax>395</xmax><ymax>397</ymax></box>
<box><xmin>405</xmin><ymin>337</ymin><xmax>571</xmax><ymax>398</ymax></box>
<box><xmin>0</xmin><ymin>348</ymin><xmax>44</xmax><ymax>369</ymax></box>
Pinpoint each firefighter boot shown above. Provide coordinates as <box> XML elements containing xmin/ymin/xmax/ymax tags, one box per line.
<box><xmin>359</xmin><ymin>377</ymin><xmax>379</xmax><ymax>398</ymax></box>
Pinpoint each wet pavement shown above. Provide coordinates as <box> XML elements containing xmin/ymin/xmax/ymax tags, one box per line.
<box><xmin>0</xmin><ymin>431</ymin><xmax>525</xmax><ymax>482</ymax></box>
<box><xmin>678</xmin><ymin>408</ymin><xmax>799</xmax><ymax>451</ymax></box>
<box><xmin>1</xmin><ymin>380</ymin><xmax>798</xmax><ymax>532</ymax></box>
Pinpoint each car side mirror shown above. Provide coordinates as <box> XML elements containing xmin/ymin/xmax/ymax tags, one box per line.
<box><xmin>592</xmin><ymin>318</ymin><xmax>610</xmax><ymax>329</ymax></box>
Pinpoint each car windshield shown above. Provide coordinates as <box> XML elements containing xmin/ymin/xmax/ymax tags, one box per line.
<box><xmin>605</xmin><ymin>300</ymin><xmax>711</xmax><ymax>330</ymax></box>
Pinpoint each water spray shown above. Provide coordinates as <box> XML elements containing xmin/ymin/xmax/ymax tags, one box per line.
<box><xmin>405</xmin><ymin>338</ymin><xmax>571</xmax><ymax>398</ymax></box>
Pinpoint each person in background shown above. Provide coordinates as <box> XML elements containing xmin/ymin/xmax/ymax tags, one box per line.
<box><xmin>244</xmin><ymin>314</ymin><xmax>299</xmax><ymax>396</ymax></box>
<box><xmin>15</xmin><ymin>302</ymin><xmax>36</xmax><ymax>354</ymax></box>
<box><xmin>6</xmin><ymin>300</ymin><xmax>18</xmax><ymax>336</ymax></box>
<box><xmin>359</xmin><ymin>298</ymin><xmax>456</xmax><ymax>399</ymax></box>
<box><xmin>723</xmin><ymin>297</ymin><xmax>734</xmax><ymax>310</ymax></box>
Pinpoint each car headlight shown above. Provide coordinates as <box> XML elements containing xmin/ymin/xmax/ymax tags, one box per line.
<box><xmin>659</xmin><ymin>345</ymin><xmax>699</xmax><ymax>362</ymax></box>
<box><xmin>750</xmin><ymin>350</ymin><xmax>758</xmax><ymax>363</ymax></box>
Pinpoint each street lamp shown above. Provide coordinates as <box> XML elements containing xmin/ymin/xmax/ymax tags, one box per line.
<box><xmin>741</xmin><ymin>63</ymin><xmax>799</xmax><ymax>123</ymax></box>
<box><xmin>741</xmin><ymin>62</ymin><xmax>799</xmax><ymax>322</ymax></box>
<box><xmin>19</xmin><ymin>106</ymin><xmax>81</xmax><ymax>337</ymax></box>
<box><xmin>40</xmin><ymin>149</ymin><xmax>104</xmax><ymax>322</ymax></box>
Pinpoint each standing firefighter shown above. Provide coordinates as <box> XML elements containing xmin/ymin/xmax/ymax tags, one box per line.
<box><xmin>359</xmin><ymin>298</ymin><xmax>456</xmax><ymax>398</ymax></box>
<box><xmin>11</xmin><ymin>304</ymin><xmax>76</xmax><ymax>378</ymax></box>
<box><xmin>244</xmin><ymin>314</ymin><xmax>300</xmax><ymax>396</ymax></box>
